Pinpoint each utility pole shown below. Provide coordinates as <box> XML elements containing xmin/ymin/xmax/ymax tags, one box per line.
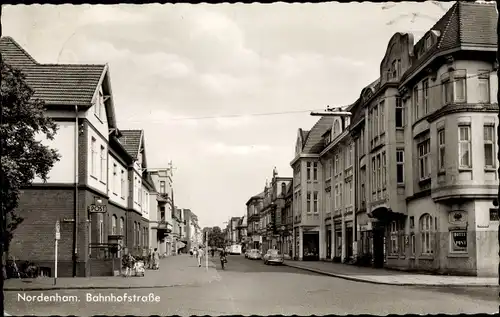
<box><xmin>496</xmin><ymin>0</ymin><xmax>500</xmax><ymax>303</ymax></box>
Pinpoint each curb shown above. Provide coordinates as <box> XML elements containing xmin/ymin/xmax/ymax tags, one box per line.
<box><xmin>283</xmin><ymin>263</ymin><xmax>498</xmax><ymax>288</ymax></box>
<box><xmin>5</xmin><ymin>269</ymin><xmax>220</xmax><ymax>291</ymax></box>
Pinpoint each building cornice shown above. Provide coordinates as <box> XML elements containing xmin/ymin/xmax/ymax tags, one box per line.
<box><xmin>426</xmin><ymin>103</ymin><xmax>498</xmax><ymax>123</ymax></box>
<box><xmin>290</xmin><ymin>153</ymin><xmax>320</xmax><ymax>166</ymax></box>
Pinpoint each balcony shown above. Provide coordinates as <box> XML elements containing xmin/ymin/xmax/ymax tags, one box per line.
<box><xmin>156</xmin><ymin>219</ymin><xmax>172</xmax><ymax>233</ymax></box>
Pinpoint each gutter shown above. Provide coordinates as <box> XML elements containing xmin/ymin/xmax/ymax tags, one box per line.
<box><xmin>72</xmin><ymin>105</ymin><xmax>79</xmax><ymax>277</ymax></box>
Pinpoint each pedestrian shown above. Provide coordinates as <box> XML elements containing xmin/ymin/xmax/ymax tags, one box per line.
<box><xmin>122</xmin><ymin>250</ymin><xmax>135</xmax><ymax>277</ymax></box>
<box><xmin>152</xmin><ymin>248</ymin><xmax>160</xmax><ymax>270</ymax></box>
<box><xmin>211</xmin><ymin>248</ymin><xmax>215</xmax><ymax>257</ymax></box>
<box><xmin>197</xmin><ymin>247</ymin><xmax>204</xmax><ymax>267</ymax></box>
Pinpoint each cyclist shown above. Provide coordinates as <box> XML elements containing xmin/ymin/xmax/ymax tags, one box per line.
<box><xmin>219</xmin><ymin>248</ymin><xmax>227</xmax><ymax>270</ymax></box>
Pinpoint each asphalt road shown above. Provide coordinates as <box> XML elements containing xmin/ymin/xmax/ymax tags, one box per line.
<box><xmin>5</xmin><ymin>254</ymin><xmax>499</xmax><ymax>316</ymax></box>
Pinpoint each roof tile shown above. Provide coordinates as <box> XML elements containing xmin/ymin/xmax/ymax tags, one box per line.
<box><xmin>302</xmin><ymin>117</ymin><xmax>335</xmax><ymax>154</ymax></box>
<box><xmin>119</xmin><ymin>130</ymin><xmax>143</xmax><ymax>159</ymax></box>
<box><xmin>0</xmin><ymin>36</ymin><xmax>105</xmax><ymax>107</ymax></box>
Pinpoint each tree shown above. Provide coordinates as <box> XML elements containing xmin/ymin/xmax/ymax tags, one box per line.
<box><xmin>0</xmin><ymin>62</ymin><xmax>61</xmax><ymax>258</ymax></box>
<box><xmin>207</xmin><ymin>226</ymin><xmax>225</xmax><ymax>248</ymax></box>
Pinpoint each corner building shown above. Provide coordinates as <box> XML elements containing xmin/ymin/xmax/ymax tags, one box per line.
<box><xmin>292</xmin><ymin>2</ymin><xmax>499</xmax><ymax>276</ymax></box>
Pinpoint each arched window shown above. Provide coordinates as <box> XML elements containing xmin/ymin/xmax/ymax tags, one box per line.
<box><xmin>333</xmin><ymin>120</ymin><xmax>340</xmax><ymax>135</ymax></box>
<box><xmin>419</xmin><ymin>214</ymin><xmax>433</xmax><ymax>255</ymax></box>
<box><xmin>111</xmin><ymin>215</ymin><xmax>117</xmax><ymax>235</ymax></box>
<box><xmin>119</xmin><ymin>217</ymin><xmax>125</xmax><ymax>236</ymax></box>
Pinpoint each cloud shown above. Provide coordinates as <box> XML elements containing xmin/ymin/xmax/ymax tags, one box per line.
<box><xmin>204</xmin><ymin>142</ymin><xmax>272</xmax><ymax>156</ymax></box>
<box><xmin>213</xmin><ymin>116</ymin><xmax>252</xmax><ymax>129</ymax></box>
<box><xmin>78</xmin><ymin>5</ymin><xmax>149</xmax><ymax>26</ymax></box>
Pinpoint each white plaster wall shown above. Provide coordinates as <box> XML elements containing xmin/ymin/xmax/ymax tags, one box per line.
<box><xmin>33</xmin><ymin>121</ymin><xmax>76</xmax><ymax>183</ymax></box>
<box><xmin>149</xmin><ymin>193</ymin><xmax>158</xmax><ymax>222</ymax></box>
<box><xmin>84</xmin><ymin>86</ymin><xmax>109</xmax><ymax>142</ymax></box>
<box><xmin>141</xmin><ymin>185</ymin><xmax>150</xmax><ymax>221</ymax></box>
<box><xmin>131</xmin><ymin>171</ymin><xmax>142</xmax><ymax>213</ymax></box>
<box><xmin>107</xmin><ymin>155</ymin><xmax>128</xmax><ymax>208</ymax></box>
<box><xmin>475</xmin><ymin>200</ymin><xmax>499</xmax><ymax>276</ymax></box>
<box><xmin>87</xmin><ymin>127</ymin><xmax>107</xmax><ymax>194</ymax></box>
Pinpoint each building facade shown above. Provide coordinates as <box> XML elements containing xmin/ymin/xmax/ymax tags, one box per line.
<box><xmin>246</xmin><ymin>192</ymin><xmax>264</xmax><ymax>250</ymax></box>
<box><xmin>1</xmin><ymin>36</ymin><xmax>158</xmax><ymax>277</ymax></box>
<box><xmin>149</xmin><ymin>167</ymin><xmax>175</xmax><ymax>256</ymax></box>
<box><xmin>236</xmin><ymin>216</ymin><xmax>248</xmax><ymax>250</ymax></box>
<box><xmin>291</xmin><ymin>2</ymin><xmax>499</xmax><ymax>276</ymax></box>
<box><xmin>183</xmin><ymin>209</ymin><xmax>202</xmax><ymax>250</ymax></box>
<box><xmin>259</xmin><ymin>168</ymin><xmax>293</xmax><ymax>255</ymax></box>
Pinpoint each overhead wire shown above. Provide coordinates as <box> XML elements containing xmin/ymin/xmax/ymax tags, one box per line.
<box><xmin>121</xmin><ymin>69</ymin><xmax>495</xmax><ymax>123</ymax></box>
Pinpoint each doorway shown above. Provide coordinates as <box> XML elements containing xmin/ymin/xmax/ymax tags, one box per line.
<box><xmin>326</xmin><ymin>229</ymin><xmax>331</xmax><ymax>259</ymax></box>
<box><xmin>373</xmin><ymin>228</ymin><xmax>385</xmax><ymax>268</ymax></box>
<box><xmin>302</xmin><ymin>232</ymin><xmax>319</xmax><ymax>261</ymax></box>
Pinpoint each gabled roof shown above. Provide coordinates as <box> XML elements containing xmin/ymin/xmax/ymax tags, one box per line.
<box><xmin>0</xmin><ymin>36</ymin><xmax>106</xmax><ymax>107</ymax></box>
<box><xmin>300</xmin><ymin>129</ymin><xmax>310</xmax><ymax>147</ymax></box>
<box><xmin>119</xmin><ymin>130</ymin><xmax>143</xmax><ymax>160</ymax></box>
<box><xmin>301</xmin><ymin>116</ymin><xmax>336</xmax><ymax>154</ymax></box>
<box><xmin>401</xmin><ymin>1</ymin><xmax>497</xmax><ymax>83</ymax></box>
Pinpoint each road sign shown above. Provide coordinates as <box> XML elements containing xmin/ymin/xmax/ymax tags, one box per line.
<box><xmin>88</xmin><ymin>204</ymin><xmax>107</xmax><ymax>213</ymax></box>
<box><xmin>55</xmin><ymin>220</ymin><xmax>60</xmax><ymax>240</ymax></box>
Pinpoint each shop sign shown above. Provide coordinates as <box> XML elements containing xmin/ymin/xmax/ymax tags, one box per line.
<box><xmin>451</xmin><ymin>231</ymin><xmax>467</xmax><ymax>251</ymax></box>
<box><xmin>88</xmin><ymin>204</ymin><xmax>107</xmax><ymax>213</ymax></box>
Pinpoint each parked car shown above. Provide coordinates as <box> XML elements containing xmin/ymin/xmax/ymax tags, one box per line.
<box><xmin>246</xmin><ymin>249</ymin><xmax>261</xmax><ymax>260</ymax></box>
<box><xmin>263</xmin><ymin>249</ymin><xmax>284</xmax><ymax>265</ymax></box>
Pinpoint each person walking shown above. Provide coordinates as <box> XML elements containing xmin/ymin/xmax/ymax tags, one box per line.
<box><xmin>152</xmin><ymin>248</ymin><xmax>160</xmax><ymax>270</ymax></box>
<box><xmin>219</xmin><ymin>248</ymin><xmax>227</xmax><ymax>270</ymax></box>
<box><xmin>197</xmin><ymin>247</ymin><xmax>204</xmax><ymax>267</ymax></box>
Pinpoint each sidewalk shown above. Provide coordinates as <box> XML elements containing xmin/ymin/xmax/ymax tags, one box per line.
<box><xmin>4</xmin><ymin>254</ymin><xmax>219</xmax><ymax>291</ymax></box>
<box><xmin>284</xmin><ymin>260</ymin><xmax>498</xmax><ymax>287</ymax></box>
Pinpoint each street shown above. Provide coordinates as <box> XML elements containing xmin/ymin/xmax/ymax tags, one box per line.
<box><xmin>5</xmin><ymin>254</ymin><xmax>499</xmax><ymax>316</ymax></box>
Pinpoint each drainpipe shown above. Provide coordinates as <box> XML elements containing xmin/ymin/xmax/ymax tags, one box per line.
<box><xmin>72</xmin><ymin>105</ymin><xmax>79</xmax><ymax>277</ymax></box>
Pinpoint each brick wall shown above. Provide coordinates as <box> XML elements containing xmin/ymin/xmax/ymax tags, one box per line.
<box><xmin>89</xmin><ymin>258</ymin><xmax>121</xmax><ymax>277</ymax></box>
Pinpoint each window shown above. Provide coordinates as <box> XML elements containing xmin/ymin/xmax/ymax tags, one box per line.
<box><xmin>437</xmin><ymin>129</ymin><xmax>446</xmax><ymax>172</ymax></box>
<box><xmin>420</xmin><ymin>214</ymin><xmax>433</xmax><ymax>255</ymax></box>
<box><xmin>313</xmin><ymin>192</ymin><xmax>318</xmax><ymax>213</ymax></box>
<box><xmin>458</xmin><ymin>125</ymin><xmax>472</xmax><ymax>168</ymax></box>
<box><xmin>160</xmin><ymin>181</ymin><xmax>166</xmax><ymax>194</ymax></box>
<box><xmin>91</xmin><ymin>137</ymin><xmax>97</xmax><ymax>176</ymax></box>
<box><xmin>134</xmin><ymin>177</ymin><xmax>138</xmax><ymax>202</ymax></box>
<box><xmin>379</xmin><ymin>101</ymin><xmax>385</xmax><ymax>133</ymax></box>
<box><xmin>443</xmin><ymin>72</ymin><xmax>466</xmax><ymax>104</ymax></box>
<box><xmin>334</xmin><ymin>186</ymin><xmax>339</xmax><ymax>209</ymax></box>
<box><xmin>120</xmin><ymin>217</ymin><xmax>125</xmax><ymax>236</ymax></box>
<box><xmin>374</xmin><ymin>105</ymin><xmax>379</xmax><ymax>139</ymax></box>
<box><xmin>425</xmin><ymin>36</ymin><xmax>432</xmax><ymax>49</ymax></box>
<box><xmin>333</xmin><ymin>120</ymin><xmax>340</xmax><ymax>135</ymax></box>
<box><xmin>360</xmin><ymin>130</ymin><xmax>365</xmax><ymax>155</ymax></box>
<box><xmin>478</xmin><ymin>71</ymin><xmax>490</xmax><ymax>103</ymax></box>
<box><xmin>422</xmin><ymin>79</ymin><xmax>429</xmax><ymax>115</ymax></box>
<box><xmin>111</xmin><ymin>215</ymin><xmax>117</xmax><ymax>235</ymax></box>
<box><xmin>307</xmin><ymin>191</ymin><xmax>311</xmax><ymax>213</ymax></box>
<box><xmin>347</xmin><ymin>180</ymin><xmax>353</xmax><ymax>206</ymax></box>
<box><xmin>306</xmin><ymin>162</ymin><xmax>311</xmax><ymax>181</ymax></box>
<box><xmin>382</xmin><ymin>152</ymin><xmax>386</xmax><ymax>188</ymax></box>
<box><xmin>313</xmin><ymin>162</ymin><xmax>318</xmax><ymax>181</ymax></box>
<box><xmin>390</xmin><ymin>221</ymin><xmax>398</xmax><ymax>255</ymax></box>
<box><xmin>454</xmin><ymin>76</ymin><xmax>466</xmax><ymax>103</ymax></box>
<box><xmin>395</xmin><ymin>97</ymin><xmax>404</xmax><ymax>128</ymax></box>
<box><xmin>369</xmin><ymin>109</ymin><xmax>373</xmax><ymax>140</ymax></box>
<box><xmin>371</xmin><ymin>157</ymin><xmax>376</xmax><ymax>193</ymax></box>
<box><xmin>112</xmin><ymin>163</ymin><xmax>117</xmax><ymax>193</ymax></box>
<box><xmin>410</xmin><ymin>233</ymin><xmax>416</xmax><ymax>255</ymax></box>
<box><xmin>281</xmin><ymin>183</ymin><xmax>286</xmax><ymax>196</ymax></box>
<box><xmin>376</xmin><ymin>154</ymin><xmax>381</xmax><ymax>191</ymax></box>
<box><xmin>99</xmin><ymin>219</ymin><xmax>104</xmax><ymax>244</ymax></box>
<box><xmin>450</xmin><ymin>230</ymin><xmax>467</xmax><ymax>253</ymax></box>
<box><xmin>484</xmin><ymin>125</ymin><xmax>495</xmax><ymax>168</ymax></box>
<box><xmin>100</xmin><ymin>145</ymin><xmax>106</xmax><ymax>181</ymax></box>
<box><xmin>334</xmin><ymin>154</ymin><xmax>339</xmax><ymax>175</ymax></box>
<box><xmin>121</xmin><ymin>170</ymin><xmax>126</xmax><ymax>198</ymax></box>
<box><xmin>339</xmin><ymin>183</ymin><xmax>343</xmax><ymax>207</ymax></box>
<box><xmin>413</xmin><ymin>86</ymin><xmax>419</xmax><ymax>120</ymax></box>
<box><xmin>418</xmin><ymin>140</ymin><xmax>431</xmax><ymax>180</ymax></box>
<box><xmin>346</xmin><ymin>145</ymin><xmax>353</xmax><ymax>168</ymax></box>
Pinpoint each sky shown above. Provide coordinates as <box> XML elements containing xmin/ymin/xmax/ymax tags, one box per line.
<box><xmin>3</xmin><ymin>2</ymin><xmax>454</xmax><ymax>228</ymax></box>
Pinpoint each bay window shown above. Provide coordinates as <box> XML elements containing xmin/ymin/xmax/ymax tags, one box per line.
<box><xmin>418</xmin><ymin>139</ymin><xmax>431</xmax><ymax>180</ymax></box>
<box><xmin>458</xmin><ymin>125</ymin><xmax>472</xmax><ymax>168</ymax></box>
<box><xmin>484</xmin><ymin>124</ymin><xmax>495</xmax><ymax>168</ymax></box>
<box><xmin>396</xmin><ymin>150</ymin><xmax>404</xmax><ymax>184</ymax></box>
<box><xmin>478</xmin><ymin>71</ymin><xmax>490</xmax><ymax>103</ymax></box>
<box><xmin>395</xmin><ymin>97</ymin><xmax>404</xmax><ymax>128</ymax></box>
<box><xmin>438</xmin><ymin>129</ymin><xmax>445</xmax><ymax>172</ymax></box>
<box><xmin>422</xmin><ymin>79</ymin><xmax>429</xmax><ymax>115</ymax></box>
<box><xmin>379</xmin><ymin>100</ymin><xmax>385</xmax><ymax>133</ymax></box>
<box><xmin>442</xmin><ymin>70</ymin><xmax>467</xmax><ymax>104</ymax></box>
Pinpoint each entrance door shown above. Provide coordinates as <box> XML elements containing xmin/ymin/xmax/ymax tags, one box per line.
<box><xmin>346</xmin><ymin>228</ymin><xmax>353</xmax><ymax>258</ymax></box>
<box><xmin>373</xmin><ymin>228</ymin><xmax>384</xmax><ymax>268</ymax></box>
<box><xmin>303</xmin><ymin>232</ymin><xmax>319</xmax><ymax>261</ymax></box>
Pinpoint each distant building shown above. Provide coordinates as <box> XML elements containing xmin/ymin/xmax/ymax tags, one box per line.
<box><xmin>246</xmin><ymin>192</ymin><xmax>264</xmax><ymax>250</ymax></box>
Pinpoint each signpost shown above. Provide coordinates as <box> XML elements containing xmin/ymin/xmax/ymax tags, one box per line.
<box><xmin>54</xmin><ymin>220</ymin><xmax>60</xmax><ymax>285</ymax></box>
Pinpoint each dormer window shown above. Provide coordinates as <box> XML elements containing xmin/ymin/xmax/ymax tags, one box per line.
<box><xmin>333</xmin><ymin>120</ymin><xmax>340</xmax><ymax>136</ymax></box>
<box><xmin>425</xmin><ymin>36</ymin><xmax>432</xmax><ymax>49</ymax></box>
<box><xmin>324</xmin><ymin>133</ymin><xmax>331</xmax><ymax>146</ymax></box>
